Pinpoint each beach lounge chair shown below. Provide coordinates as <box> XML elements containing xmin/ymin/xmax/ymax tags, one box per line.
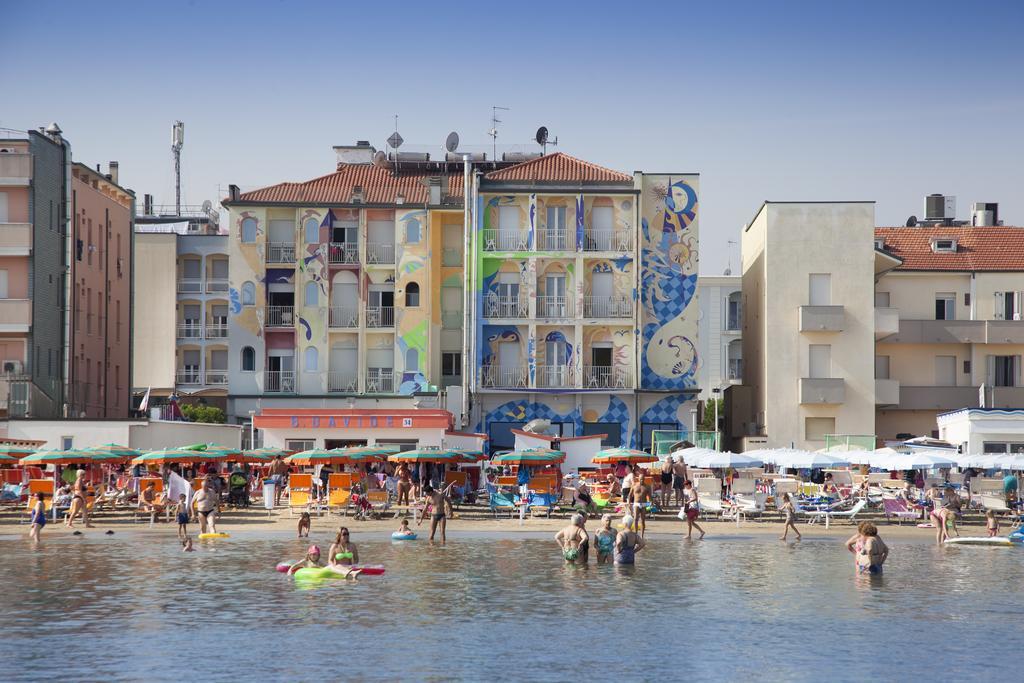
<box><xmin>366</xmin><ymin>490</ymin><xmax>391</xmax><ymax>517</ymax></box>
<box><xmin>978</xmin><ymin>493</ymin><xmax>1010</xmax><ymax>514</ymax></box>
<box><xmin>728</xmin><ymin>492</ymin><xmax>768</xmax><ymax>522</ymax></box>
<box><xmin>288</xmin><ymin>473</ymin><xmax>318</xmax><ymax>517</ymax></box>
<box><xmin>487</xmin><ymin>485</ymin><xmax>517</xmax><ymax>519</ymax></box>
<box><xmin>804</xmin><ymin>499</ymin><xmax>867</xmax><ymax>528</ymax></box>
<box><xmin>134</xmin><ymin>478</ymin><xmax>172</xmax><ymax>523</ymax></box>
<box><xmin>882</xmin><ymin>497</ymin><xmax>920</xmax><ymax>524</ymax></box>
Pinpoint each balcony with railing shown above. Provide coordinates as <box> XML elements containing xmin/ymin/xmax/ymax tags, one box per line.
<box><xmin>177</xmin><ymin>323</ymin><xmax>203</xmax><ymax>340</ymax></box>
<box><xmin>483</xmin><ymin>229</ymin><xmax>527</xmax><ymax>252</ymax></box>
<box><xmin>442</xmin><ymin>311</ymin><xmax>462</xmax><ymax>329</ymax></box>
<box><xmin>583</xmin><ymin>295</ymin><xmax>633</xmax><ymax>318</ymax></box>
<box><xmin>442</xmin><ymin>247</ymin><xmax>463</xmax><ymax>266</ymax></box>
<box><xmin>205</xmin><ymin>279</ymin><xmax>229</xmax><ymax>294</ymax></box>
<box><xmin>328</xmin><ymin>242</ymin><xmax>359</xmax><ymax>264</ymax></box>
<box><xmin>205</xmin><ymin>370</ymin><xmax>228</xmax><ymax>386</ymax></box>
<box><xmin>584</xmin><ymin>365</ymin><xmax>632</xmax><ymax>389</ymax></box>
<box><xmin>536</xmin><ymin>296</ymin><xmax>574</xmax><ymax>318</ymax></box>
<box><xmin>177</xmin><ymin>278</ymin><xmax>202</xmax><ymax>294</ymax></box>
<box><xmin>366</xmin><ymin>242</ymin><xmax>395</xmax><ymax>264</ymax></box>
<box><xmin>365</xmin><ymin>368</ymin><xmax>395</xmax><ymax>393</ymax></box>
<box><xmin>484</xmin><ymin>294</ymin><xmax>527</xmax><ymax>319</ymax></box>
<box><xmin>329</xmin><ymin>306</ymin><xmax>359</xmax><ymax>328</ymax></box>
<box><xmin>176</xmin><ymin>369</ymin><xmax>203</xmax><ymax>385</ymax></box>
<box><xmin>266</xmin><ymin>242</ymin><xmax>296</xmax><ymax>264</ymax></box>
<box><xmin>265</xmin><ymin>370</ymin><xmax>296</xmax><ymax>393</ymax></box>
<box><xmin>584</xmin><ymin>229</ymin><xmax>632</xmax><ymax>252</ymax></box>
<box><xmin>265</xmin><ymin>306</ymin><xmax>295</xmax><ymax>328</ymax></box>
<box><xmin>537</xmin><ymin>365</ymin><xmax>575</xmax><ymax>388</ymax></box>
<box><xmin>727</xmin><ymin>358</ymin><xmax>743</xmax><ymax>381</ymax></box>
<box><xmin>366</xmin><ymin>306</ymin><xmax>394</xmax><ymax>328</ymax></box>
<box><xmin>328</xmin><ymin>370</ymin><xmax>359</xmax><ymax>393</ymax></box>
<box><xmin>205</xmin><ymin>323</ymin><xmax>228</xmax><ymax>339</ymax></box>
<box><xmin>536</xmin><ymin>229</ymin><xmax>570</xmax><ymax>251</ymax></box>
<box><xmin>482</xmin><ymin>365</ymin><xmax>528</xmax><ymax>389</ymax></box>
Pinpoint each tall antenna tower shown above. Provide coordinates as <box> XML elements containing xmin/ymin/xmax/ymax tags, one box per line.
<box><xmin>171</xmin><ymin>121</ymin><xmax>184</xmax><ymax>215</ymax></box>
<box><xmin>489</xmin><ymin>106</ymin><xmax>509</xmax><ymax>160</ymax></box>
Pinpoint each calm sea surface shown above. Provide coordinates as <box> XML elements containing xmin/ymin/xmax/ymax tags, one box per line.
<box><xmin>1</xmin><ymin>528</ymin><xmax>1021</xmax><ymax>682</ymax></box>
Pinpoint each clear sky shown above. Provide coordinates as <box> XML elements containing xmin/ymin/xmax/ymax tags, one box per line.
<box><xmin>2</xmin><ymin>0</ymin><xmax>1021</xmax><ymax>274</ymax></box>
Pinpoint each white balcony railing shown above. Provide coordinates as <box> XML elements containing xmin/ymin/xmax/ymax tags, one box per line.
<box><xmin>266</xmin><ymin>242</ymin><xmax>296</xmax><ymax>264</ymax></box>
<box><xmin>537</xmin><ymin>365</ymin><xmax>574</xmax><ymax>388</ymax></box>
<box><xmin>205</xmin><ymin>324</ymin><xmax>228</xmax><ymax>339</ymax></box>
<box><xmin>177</xmin><ymin>279</ymin><xmax>202</xmax><ymax>294</ymax></box>
<box><xmin>366</xmin><ymin>306</ymin><xmax>394</xmax><ymax>328</ymax></box>
<box><xmin>584</xmin><ymin>365</ymin><xmax>631</xmax><ymax>389</ymax></box>
<box><xmin>265</xmin><ymin>370</ymin><xmax>296</xmax><ymax>393</ymax></box>
<box><xmin>484</xmin><ymin>295</ymin><xmax>527</xmax><ymax>318</ymax></box>
<box><xmin>365</xmin><ymin>368</ymin><xmax>394</xmax><ymax>393</ymax></box>
<box><xmin>329</xmin><ymin>306</ymin><xmax>359</xmax><ymax>328</ymax></box>
<box><xmin>205</xmin><ymin>279</ymin><xmax>229</xmax><ymax>294</ymax></box>
<box><xmin>205</xmin><ymin>371</ymin><xmax>228</xmax><ymax>386</ymax></box>
<box><xmin>584</xmin><ymin>229</ymin><xmax>632</xmax><ymax>252</ymax></box>
<box><xmin>366</xmin><ymin>242</ymin><xmax>395</xmax><ymax>264</ymax></box>
<box><xmin>328</xmin><ymin>242</ymin><xmax>359</xmax><ymax>264</ymax></box>
<box><xmin>177</xmin><ymin>324</ymin><xmax>203</xmax><ymax>340</ymax></box>
<box><xmin>536</xmin><ymin>229</ymin><xmax>570</xmax><ymax>251</ymax></box>
<box><xmin>537</xmin><ymin>296</ymin><xmax>574</xmax><ymax>318</ymax></box>
<box><xmin>328</xmin><ymin>371</ymin><xmax>359</xmax><ymax>393</ymax></box>
<box><xmin>265</xmin><ymin>306</ymin><xmax>294</xmax><ymax>327</ymax></box>
<box><xmin>483</xmin><ymin>229</ymin><xmax>527</xmax><ymax>251</ymax></box>
<box><xmin>482</xmin><ymin>366</ymin><xmax>527</xmax><ymax>388</ymax></box>
<box><xmin>176</xmin><ymin>369</ymin><xmax>202</xmax><ymax>385</ymax></box>
<box><xmin>584</xmin><ymin>295</ymin><xmax>633</xmax><ymax>318</ymax></box>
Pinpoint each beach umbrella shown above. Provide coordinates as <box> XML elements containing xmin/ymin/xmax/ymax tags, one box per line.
<box><xmin>0</xmin><ymin>444</ymin><xmax>36</xmax><ymax>461</ymax></box>
<box><xmin>388</xmin><ymin>448</ymin><xmax>465</xmax><ymax>464</ymax></box>
<box><xmin>19</xmin><ymin>449</ymin><xmax>102</xmax><ymax>466</ymax></box>
<box><xmin>323</xmin><ymin>446</ymin><xmax>391</xmax><ymax>464</ymax></box>
<box><xmin>243</xmin><ymin>447</ymin><xmax>291</xmax><ymax>459</ymax></box>
<box><xmin>451</xmin><ymin>449</ymin><xmax>486</xmax><ymax>463</ymax></box>
<box><xmin>490</xmin><ymin>448</ymin><xmax>565</xmax><ymax>466</ymax></box>
<box><xmin>131</xmin><ymin>448</ymin><xmax>227</xmax><ymax>466</ymax></box>
<box><xmin>670</xmin><ymin>447</ymin><xmax>718</xmax><ymax>464</ymax></box>
<box><xmin>286</xmin><ymin>448</ymin><xmax>352</xmax><ymax>466</ymax></box>
<box><xmin>871</xmin><ymin>450</ymin><xmax>957</xmax><ymax>470</ymax></box>
<box><xmin>758</xmin><ymin>448</ymin><xmax>850</xmax><ymax>469</ymax></box>
<box><xmin>84</xmin><ymin>443</ymin><xmax>140</xmax><ymax>460</ymax></box>
<box><xmin>179</xmin><ymin>444</ymin><xmax>241</xmax><ymax>458</ymax></box>
<box><xmin>592</xmin><ymin>448</ymin><xmax>657</xmax><ymax>464</ymax></box>
<box><xmin>686</xmin><ymin>450</ymin><xmax>764</xmax><ymax>469</ymax></box>
<box><xmin>964</xmin><ymin>453</ymin><xmax>1024</xmax><ymax>470</ymax></box>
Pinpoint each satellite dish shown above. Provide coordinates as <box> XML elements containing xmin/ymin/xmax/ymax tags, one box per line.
<box><xmin>535</xmin><ymin>126</ymin><xmax>548</xmax><ymax>145</ymax></box>
<box><xmin>445</xmin><ymin>131</ymin><xmax>460</xmax><ymax>153</ymax></box>
<box><xmin>387</xmin><ymin>132</ymin><xmax>404</xmax><ymax>149</ymax></box>
<box><xmin>201</xmin><ymin>200</ymin><xmax>212</xmax><ymax>214</ymax></box>
<box><xmin>372</xmin><ymin>150</ymin><xmax>388</xmax><ymax>167</ymax></box>
<box><xmin>906</xmin><ymin>215</ymin><xmax>918</xmax><ymax>227</ymax></box>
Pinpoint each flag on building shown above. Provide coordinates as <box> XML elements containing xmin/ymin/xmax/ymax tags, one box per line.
<box><xmin>138</xmin><ymin>387</ymin><xmax>152</xmax><ymax>414</ymax></box>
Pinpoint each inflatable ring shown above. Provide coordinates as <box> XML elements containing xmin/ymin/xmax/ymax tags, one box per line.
<box><xmin>391</xmin><ymin>532</ymin><xmax>417</xmax><ymax>540</ymax></box>
<box><xmin>292</xmin><ymin>565</ymin><xmax>386</xmax><ymax>580</ymax></box>
<box><xmin>275</xmin><ymin>562</ymin><xmax>294</xmax><ymax>573</ymax></box>
<box><xmin>198</xmin><ymin>533</ymin><xmax>229</xmax><ymax>539</ymax></box>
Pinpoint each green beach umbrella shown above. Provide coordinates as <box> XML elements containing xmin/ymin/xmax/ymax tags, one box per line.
<box><xmin>388</xmin><ymin>448</ymin><xmax>464</xmax><ymax>464</ymax></box>
<box><xmin>287</xmin><ymin>448</ymin><xmax>350</xmax><ymax>466</ymax></box>
<box><xmin>131</xmin><ymin>448</ymin><xmax>226</xmax><ymax>466</ymax></box>
<box><xmin>84</xmin><ymin>443</ymin><xmax>141</xmax><ymax>460</ymax></box>
<box><xmin>179</xmin><ymin>444</ymin><xmax>241</xmax><ymax>458</ymax></box>
<box><xmin>243</xmin><ymin>447</ymin><xmax>291</xmax><ymax>459</ymax></box>
<box><xmin>326</xmin><ymin>445</ymin><xmax>396</xmax><ymax>464</ymax></box>
<box><xmin>0</xmin><ymin>444</ymin><xmax>36</xmax><ymax>460</ymax></box>
<box><xmin>490</xmin><ymin>448</ymin><xmax>565</xmax><ymax>466</ymax></box>
<box><xmin>19</xmin><ymin>449</ymin><xmax>101</xmax><ymax>466</ymax></box>
<box><xmin>592</xmin><ymin>448</ymin><xmax>657</xmax><ymax>465</ymax></box>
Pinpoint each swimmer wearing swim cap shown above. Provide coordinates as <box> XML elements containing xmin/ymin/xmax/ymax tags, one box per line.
<box><xmin>287</xmin><ymin>546</ymin><xmax>323</xmax><ymax>575</ymax></box>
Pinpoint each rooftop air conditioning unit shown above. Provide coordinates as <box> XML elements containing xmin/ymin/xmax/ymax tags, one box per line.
<box><xmin>924</xmin><ymin>194</ymin><xmax>956</xmax><ymax>221</ymax></box>
<box><xmin>3</xmin><ymin>360</ymin><xmax>23</xmax><ymax>374</ymax></box>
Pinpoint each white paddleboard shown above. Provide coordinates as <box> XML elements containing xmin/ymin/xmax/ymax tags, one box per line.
<box><xmin>944</xmin><ymin>536</ymin><xmax>1019</xmax><ymax>546</ymax></box>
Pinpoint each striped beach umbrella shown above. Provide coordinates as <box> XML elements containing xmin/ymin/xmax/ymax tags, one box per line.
<box><xmin>452</xmin><ymin>449</ymin><xmax>486</xmax><ymax>463</ymax></box>
<box><xmin>388</xmin><ymin>448</ymin><xmax>464</xmax><ymax>464</ymax></box>
<box><xmin>84</xmin><ymin>443</ymin><xmax>141</xmax><ymax>461</ymax></box>
<box><xmin>19</xmin><ymin>449</ymin><xmax>101</xmax><ymax>466</ymax></box>
<box><xmin>243</xmin><ymin>447</ymin><xmax>292</xmax><ymax>459</ymax></box>
<box><xmin>490</xmin><ymin>448</ymin><xmax>565</xmax><ymax>466</ymax></box>
<box><xmin>592</xmin><ymin>448</ymin><xmax>657</xmax><ymax>465</ymax></box>
<box><xmin>131</xmin><ymin>448</ymin><xmax>226</xmax><ymax>466</ymax></box>
<box><xmin>0</xmin><ymin>444</ymin><xmax>36</xmax><ymax>461</ymax></box>
<box><xmin>328</xmin><ymin>445</ymin><xmax>398</xmax><ymax>463</ymax></box>
<box><xmin>286</xmin><ymin>448</ymin><xmax>351</xmax><ymax>466</ymax></box>
<box><xmin>179</xmin><ymin>444</ymin><xmax>241</xmax><ymax>458</ymax></box>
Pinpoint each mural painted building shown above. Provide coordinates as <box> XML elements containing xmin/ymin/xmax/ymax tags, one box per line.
<box><xmin>220</xmin><ymin>143</ymin><xmax>469</xmax><ymax>430</ymax></box>
<box><xmin>469</xmin><ymin>153</ymin><xmax>700</xmax><ymax>451</ymax></box>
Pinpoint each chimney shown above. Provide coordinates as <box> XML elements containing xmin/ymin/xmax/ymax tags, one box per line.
<box><xmin>351</xmin><ymin>185</ymin><xmax>364</xmax><ymax>204</ymax></box>
<box><xmin>108</xmin><ymin>161</ymin><xmax>119</xmax><ymax>185</ymax></box>
<box><xmin>333</xmin><ymin>141</ymin><xmax>376</xmax><ymax>165</ymax></box>
<box><xmin>144</xmin><ymin>194</ymin><xmax>153</xmax><ymax>215</ymax></box>
<box><xmin>228</xmin><ymin>184</ymin><xmax>240</xmax><ymax>202</ymax></box>
<box><xmin>427</xmin><ymin>177</ymin><xmax>442</xmax><ymax>205</ymax></box>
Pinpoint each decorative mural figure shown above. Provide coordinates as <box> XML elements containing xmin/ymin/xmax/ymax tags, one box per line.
<box><xmin>640</xmin><ymin>177</ymin><xmax>700</xmax><ymax>390</ymax></box>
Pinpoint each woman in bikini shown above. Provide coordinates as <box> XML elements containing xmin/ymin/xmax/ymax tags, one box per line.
<box><xmin>328</xmin><ymin>527</ymin><xmax>359</xmax><ymax>567</ymax></box>
<box><xmin>396</xmin><ymin>463</ymin><xmax>413</xmax><ymax>507</ymax></box>
<box><xmin>65</xmin><ymin>469</ymin><xmax>93</xmax><ymax>528</ymax></box>
<box><xmin>845</xmin><ymin>521</ymin><xmax>889</xmax><ymax>574</ymax></box>
<box><xmin>554</xmin><ymin>513</ymin><xmax>589</xmax><ymax>565</ymax></box>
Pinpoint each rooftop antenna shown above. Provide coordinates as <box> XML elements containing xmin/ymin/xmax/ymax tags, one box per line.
<box><xmin>535</xmin><ymin>126</ymin><xmax>558</xmax><ymax>155</ymax></box>
<box><xmin>386</xmin><ymin>114</ymin><xmax>403</xmax><ymax>176</ymax></box>
<box><xmin>489</xmin><ymin>106</ymin><xmax>509</xmax><ymax>161</ymax></box>
<box><xmin>171</xmin><ymin>121</ymin><xmax>184</xmax><ymax>215</ymax></box>
<box><xmin>725</xmin><ymin>239</ymin><xmax>737</xmax><ymax>275</ymax></box>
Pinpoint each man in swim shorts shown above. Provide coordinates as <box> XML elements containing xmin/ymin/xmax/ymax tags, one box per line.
<box><xmin>627</xmin><ymin>467</ymin><xmax>652</xmax><ymax>537</ymax></box>
<box><xmin>672</xmin><ymin>456</ymin><xmax>689</xmax><ymax>507</ymax></box>
<box><xmin>267</xmin><ymin>455</ymin><xmax>289</xmax><ymax>507</ymax></box>
<box><xmin>193</xmin><ymin>479</ymin><xmax>220</xmax><ymax>535</ymax></box>
<box><xmin>423</xmin><ymin>484</ymin><xmax>452</xmax><ymax>545</ymax></box>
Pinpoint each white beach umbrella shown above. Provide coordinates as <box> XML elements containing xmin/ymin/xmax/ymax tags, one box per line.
<box><xmin>756</xmin><ymin>448</ymin><xmax>850</xmax><ymax>469</ymax></box>
<box><xmin>669</xmin><ymin>447</ymin><xmax>717</xmax><ymax>464</ymax></box>
<box><xmin>871</xmin><ymin>450</ymin><xmax>957</xmax><ymax>470</ymax></box>
<box><xmin>686</xmin><ymin>450</ymin><xmax>764</xmax><ymax>469</ymax></box>
<box><xmin>968</xmin><ymin>453</ymin><xmax>1024</xmax><ymax>470</ymax></box>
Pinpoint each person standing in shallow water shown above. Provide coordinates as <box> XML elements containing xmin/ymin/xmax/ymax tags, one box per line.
<box><xmin>846</xmin><ymin>522</ymin><xmax>888</xmax><ymax>575</ymax></box>
<box><xmin>555</xmin><ymin>513</ymin><xmax>589</xmax><ymax>565</ymax></box>
<box><xmin>28</xmin><ymin>492</ymin><xmax>46</xmax><ymax>543</ymax></box>
<box><xmin>614</xmin><ymin>515</ymin><xmax>645</xmax><ymax>565</ymax></box>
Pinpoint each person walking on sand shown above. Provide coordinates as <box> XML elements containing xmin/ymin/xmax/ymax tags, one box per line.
<box><xmin>679</xmin><ymin>480</ymin><xmax>705</xmax><ymax>540</ymax></box>
<box><xmin>614</xmin><ymin>515</ymin><xmax>645</xmax><ymax>565</ymax></box>
<box><xmin>193</xmin><ymin>479</ymin><xmax>219</xmax><ymax>535</ymax></box>
<box><xmin>555</xmin><ymin>513</ymin><xmax>590</xmax><ymax>565</ymax></box>
<box><xmin>778</xmin><ymin>493</ymin><xmax>802</xmax><ymax>541</ymax></box>
<box><xmin>28</xmin><ymin>492</ymin><xmax>46</xmax><ymax>543</ymax></box>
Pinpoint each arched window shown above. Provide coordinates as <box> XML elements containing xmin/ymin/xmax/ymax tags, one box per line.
<box><xmin>241</xmin><ymin>281</ymin><xmax>255</xmax><ymax>305</ymax></box>
<box><xmin>304</xmin><ymin>282</ymin><xmax>319</xmax><ymax>307</ymax></box>
<box><xmin>241</xmin><ymin>346</ymin><xmax>255</xmax><ymax>372</ymax></box>
<box><xmin>304</xmin><ymin>346</ymin><xmax>318</xmax><ymax>373</ymax></box>
<box><xmin>405</xmin><ymin>282</ymin><xmax>420</xmax><ymax>307</ymax></box>
<box><xmin>241</xmin><ymin>218</ymin><xmax>257</xmax><ymax>243</ymax></box>
<box><xmin>405</xmin><ymin>348</ymin><xmax>419</xmax><ymax>372</ymax></box>
<box><xmin>304</xmin><ymin>218</ymin><xmax>319</xmax><ymax>244</ymax></box>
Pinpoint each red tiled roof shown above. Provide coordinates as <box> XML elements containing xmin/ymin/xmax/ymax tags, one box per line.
<box><xmin>875</xmin><ymin>226</ymin><xmax>1024</xmax><ymax>271</ymax></box>
<box><xmin>484</xmin><ymin>152</ymin><xmax>631</xmax><ymax>183</ymax></box>
<box><xmin>234</xmin><ymin>165</ymin><xmax>463</xmax><ymax>204</ymax></box>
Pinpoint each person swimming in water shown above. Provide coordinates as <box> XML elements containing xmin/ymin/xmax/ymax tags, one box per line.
<box><xmin>288</xmin><ymin>545</ymin><xmax>323</xmax><ymax>574</ymax></box>
<box><xmin>554</xmin><ymin>513</ymin><xmax>589</xmax><ymax>565</ymax></box>
<box><xmin>395</xmin><ymin>518</ymin><xmax>414</xmax><ymax>536</ymax></box>
<box><xmin>594</xmin><ymin>514</ymin><xmax>616</xmax><ymax>564</ymax></box>
<box><xmin>181</xmin><ymin>536</ymin><xmax>195</xmax><ymax>552</ymax></box>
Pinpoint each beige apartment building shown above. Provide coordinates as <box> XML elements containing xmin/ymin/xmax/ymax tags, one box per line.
<box><xmin>740</xmin><ymin>202</ymin><xmax>886</xmax><ymax>449</ymax></box>
<box><xmin>874</xmin><ymin>225</ymin><xmax>1024</xmax><ymax>440</ymax></box>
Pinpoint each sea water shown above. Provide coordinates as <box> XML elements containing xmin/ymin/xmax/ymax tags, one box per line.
<box><xmin>0</xmin><ymin>530</ymin><xmax>1020</xmax><ymax>681</ymax></box>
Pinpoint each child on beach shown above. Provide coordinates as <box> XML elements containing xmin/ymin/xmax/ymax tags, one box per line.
<box><xmin>28</xmin><ymin>492</ymin><xmax>46</xmax><ymax>543</ymax></box>
<box><xmin>182</xmin><ymin>536</ymin><xmax>194</xmax><ymax>552</ymax></box>
<box><xmin>297</xmin><ymin>511</ymin><xmax>311</xmax><ymax>538</ymax></box>
<box><xmin>678</xmin><ymin>480</ymin><xmax>705</xmax><ymax>540</ymax></box>
<box><xmin>175</xmin><ymin>495</ymin><xmax>189</xmax><ymax>540</ymax></box>
<box><xmin>986</xmin><ymin>510</ymin><xmax>999</xmax><ymax>537</ymax></box>
<box><xmin>288</xmin><ymin>545</ymin><xmax>323</xmax><ymax>575</ymax></box>
<box><xmin>395</xmin><ymin>518</ymin><xmax>413</xmax><ymax>536</ymax></box>
<box><xmin>594</xmin><ymin>514</ymin><xmax>616</xmax><ymax>564</ymax></box>
<box><xmin>778</xmin><ymin>493</ymin><xmax>801</xmax><ymax>541</ymax></box>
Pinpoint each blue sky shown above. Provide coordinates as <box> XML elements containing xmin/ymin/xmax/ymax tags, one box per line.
<box><xmin>2</xmin><ymin>0</ymin><xmax>1022</xmax><ymax>274</ymax></box>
